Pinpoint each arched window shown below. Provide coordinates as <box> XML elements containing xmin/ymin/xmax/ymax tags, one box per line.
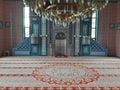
<box><xmin>23</xmin><ymin>6</ymin><xmax>30</xmax><ymax>38</ymax></box>
<box><xmin>91</xmin><ymin>11</ymin><xmax>98</xmax><ymax>41</ymax></box>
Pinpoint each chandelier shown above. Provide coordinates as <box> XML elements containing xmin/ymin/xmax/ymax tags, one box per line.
<box><xmin>23</xmin><ymin>0</ymin><xmax>109</xmax><ymax>27</ymax></box>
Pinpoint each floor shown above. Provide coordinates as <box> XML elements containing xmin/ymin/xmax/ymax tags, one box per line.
<box><xmin>0</xmin><ymin>56</ymin><xmax>120</xmax><ymax>90</ymax></box>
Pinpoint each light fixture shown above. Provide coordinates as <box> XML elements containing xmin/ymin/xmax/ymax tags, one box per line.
<box><xmin>23</xmin><ymin>0</ymin><xmax>109</xmax><ymax>27</ymax></box>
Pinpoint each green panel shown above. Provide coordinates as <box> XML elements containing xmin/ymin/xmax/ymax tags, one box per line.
<box><xmin>46</xmin><ymin>19</ymin><xmax>48</xmax><ymax>56</ymax></box>
<box><xmin>30</xmin><ymin>16</ymin><xmax>41</xmax><ymax>56</ymax></box>
<box><xmin>73</xmin><ymin>23</ymin><xmax>76</xmax><ymax>56</ymax></box>
<box><xmin>39</xmin><ymin>16</ymin><xmax>42</xmax><ymax>55</ymax></box>
<box><xmin>31</xmin><ymin>45</ymin><xmax>39</xmax><ymax>56</ymax></box>
<box><xmin>80</xmin><ymin>17</ymin><xmax>91</xmax><ymax>56</ymax></box>
<box><xmin>81</xmin><ymin>45</ymin><xmax>90</xmax><ymax>56</ymax></box>
<box><xmin>31</xmin><ymin>17</ymin><xmax>39</xmax><ymax>34</ymax></box>
<box><xmin>39</xmin><ymin>16</ymin><xmax>42</xmax><ymax>35</ymax></box>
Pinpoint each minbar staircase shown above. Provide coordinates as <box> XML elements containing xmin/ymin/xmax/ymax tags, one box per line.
<box><xmin>13</xmin><ymin>38</ymin><xmax>31</xmax><ymax>56</ymax></box>
<box><xmin>13</xmin><ymin>38</ymin><xmax>107</xmax><ymax>56</ymax></box>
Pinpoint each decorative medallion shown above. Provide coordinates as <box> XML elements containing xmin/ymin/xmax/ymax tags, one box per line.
<box><xmin>32</xmin><ymin>64</ymin><xmax>99</xmax><ymax>85</ymax></box>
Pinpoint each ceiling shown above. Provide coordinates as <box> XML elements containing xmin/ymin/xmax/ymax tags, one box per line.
<box><xmin>4</xmin><ymin>0</ymin><xmax>119</xmax><ymax>2</ymax></box>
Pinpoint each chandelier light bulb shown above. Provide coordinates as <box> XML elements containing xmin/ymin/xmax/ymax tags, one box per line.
<box><xmin>74</xmin><ymin>0</ymin><xmax>77</xmax><ymax>3</ymax></box>
<box><xmin>66</xmin><ymin>0</ymin><xmax>69</xmax><ymax>3</ymax></box>
<box><xmin>43</xmin><ymin>1</ymin><xmax>46</xmax><ymax>6</ymax></box>
<box><xmin>87</xmin><ymin>2</ymin><xmax>90</xmax><ymax>6</ymax></box>
<box><xmin>50</xmin><ymin>0</ymin><xmax>53</xmax><ymax>4</ymax></box>
<box><xmin>81</xmin><ymin>0</ymin><xmax>84</xmax><ymax>4</ymax></box>
<box><xmin>57</xmin><ymin>0</ymin><xmax>60</xmax><ymax>3</ymax></box>
<box><xmin>31</xmin><ymin>8</ymin><xmax>34</xmax><ymax>12</ymax></box>
<box><xmin>100</xmin><ymin>7</ymin><xmax>102</xmax><ymax>11</ymax></box>
<box><xmin>54</xmin><ymin>18</ymin><xmax>57</xmax><ymax>23</ymax></box>
<box><xmin>103</xmin><ymin>5</ymin><xmax>105</xmax><ymax>9</ymax></box>
<box><xmin>34</xmin><ymin>9</ymin><xmax>37</xmax><ymax>14</ymax></box>
<box><xmin>56</xmin><ymin>7</ymin><xmax>59</xmax><ymax>14</ymax></box>
<box><xmin>64</xmin><ymin>7</ymin><xmax>66</xmax><ymax>13</ymax></box>
<box><xmin>23</xmin><ymin>0</ymin><xmax>26</xmax><ymax>5</ymax></box>
<box><xmin>38</xmin><ymin>4</ymin><xmax>41</xmax><ymax>8</ymax></box>
<box><xmin>63</xmin><ymin>22</ymin><xmax>67</xmax><ymax>27</ymax></box>
<box><xmin>50</xmin><ymin>17</ymin><xmax>53</xmax><ymax>21</ymax></box>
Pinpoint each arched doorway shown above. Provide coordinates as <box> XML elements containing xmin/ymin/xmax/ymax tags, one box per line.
<box><xmin>55</xmin><ymin>32</ymin><xmax>67</xmax><ymax>56</ymax></box>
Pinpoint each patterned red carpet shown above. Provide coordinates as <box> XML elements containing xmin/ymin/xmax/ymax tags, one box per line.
<box><xmin>0</xmin><ymin>56</ymin><xmax>120</xmax><ymax>90</ymax></box>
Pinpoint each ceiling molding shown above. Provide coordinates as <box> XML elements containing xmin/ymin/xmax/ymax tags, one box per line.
<box><xmin>4</xmin><ymin>0</ymin><xmax>118</xmax><ymax>2</ymax></box>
